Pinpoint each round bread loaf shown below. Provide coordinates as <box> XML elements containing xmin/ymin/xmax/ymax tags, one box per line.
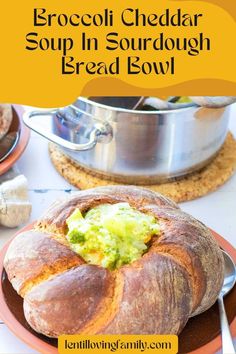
<box><xmin>4</xmin><ymin>186</ymin><xmax>224</xmax><ymax>337</ymax></box>
<box><xmin>0</xmin><ymin>104</ymin><xmax>13</xmax><ymax>140</ymax></box>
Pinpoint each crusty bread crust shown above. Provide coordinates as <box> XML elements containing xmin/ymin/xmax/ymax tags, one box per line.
<box><xmin>23</xmin><ymin>265</ymin><xmax>115</xmax><ymax>337</ymax></box>
<box><xmin>100</xmin><ymin>252</ymin><xmax>193</xmax><ymax>335</ymax></box>
<box><xmin>36</xmin><ymin>186</ymin><xmax>178</xmax><ymax>235</ymax></box>
<box><xmin>0</xmin><ymin>104</ymin><xmax>13</xmax><ymax>140</ymax></box>
<box><xmin>3</xmin><ymin>231</ymin><xmax>84</xmax><ymax>297</ymax></box>
<box><xmin>4</xmin><ymin>186</ymin><xmax>224</xmax><ymax>337</ymax></box>
<box><xmin>141</xmin><ymin>206</ymin><xmax>224</xmax><ymax>315</ymax></box>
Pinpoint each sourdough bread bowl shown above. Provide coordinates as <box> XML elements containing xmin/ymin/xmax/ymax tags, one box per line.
<box><xmin>4</xmin><ymin>186</ymin><xmax>224</xmax><ymax>337</ymax></box>
<box><xmin>0</xmin><ymin>104</ymin><xmax>13</xmax><ymax>140</ymax></box>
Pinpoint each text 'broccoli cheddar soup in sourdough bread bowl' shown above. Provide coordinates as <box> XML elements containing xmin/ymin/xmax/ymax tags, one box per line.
<box><xmin>4</xmin><ymin>186</ymin><xmax>224</xmax><ymax>337</ymax></box>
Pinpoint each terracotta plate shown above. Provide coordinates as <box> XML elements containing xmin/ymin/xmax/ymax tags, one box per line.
<box><xmin>0</xmin><ymin>105</ymin><xmax>30</xmax><ymax>176</ymax></box>
<box><xmin>0</xmin><ymin>225</ymin><xmax>235</xmax><ymax>354</ymax></box>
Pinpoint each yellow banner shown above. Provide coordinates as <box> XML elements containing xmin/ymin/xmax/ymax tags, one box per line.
<box><xmin>58</xmin><ymin>335</ymin><xmax>178</xmax><ymax>354</ymax></box>
<box><xmin>0</xmin><ymin>0</ymin><xmax>236</xmax><ymax>106</ymax></box>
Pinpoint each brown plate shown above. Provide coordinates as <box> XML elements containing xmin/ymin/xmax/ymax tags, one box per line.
<box><xmin>0</xmin><ymin>105</ymin><xmax>30</xmax><ymax>175</ymax></box>
<box><xmin>0</xmin><ymin>225</ymin><xmax>235</xmax><ymax>354</ymax></box>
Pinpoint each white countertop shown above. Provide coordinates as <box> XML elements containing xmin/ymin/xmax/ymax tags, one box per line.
<box><xmin>0</xmin><ymin>106</ymin><xmax>236</xmax><ymax>354</ymax></box>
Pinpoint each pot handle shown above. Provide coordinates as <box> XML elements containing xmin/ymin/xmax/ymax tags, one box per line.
<box><xmin>23</xmin><ymin>108</ymin><xmax>112</xmax><ymax>152</ymax></box>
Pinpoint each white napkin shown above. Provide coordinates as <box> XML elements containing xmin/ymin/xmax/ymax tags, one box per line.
<box><xmin>0</xmin><ymin>169</ymin><xmax>31</xmax><ymax>227</ymax></box>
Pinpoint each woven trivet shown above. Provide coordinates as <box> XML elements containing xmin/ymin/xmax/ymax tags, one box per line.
<box><xmin>49</xmin><ymin>133</ymin><xmax>236</xmax><ymax>203</ymax></box>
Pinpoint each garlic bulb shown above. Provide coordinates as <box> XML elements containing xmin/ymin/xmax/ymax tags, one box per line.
<box><xmin>0</xmin><ymin>175</ymin><xmax>31</xmax><ymax>228</ymax></box>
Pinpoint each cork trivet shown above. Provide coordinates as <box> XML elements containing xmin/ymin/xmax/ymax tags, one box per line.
<box><xmin>49</xmin><ymin>133</ymin><xmax>236</xmax><ymax>203</ymax></box>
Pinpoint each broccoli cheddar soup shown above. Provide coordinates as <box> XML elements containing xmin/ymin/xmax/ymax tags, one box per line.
<box><xmin>66</xmin><ymin>203</ymin><xmax>160</xmax><ymax>269</ymax></box>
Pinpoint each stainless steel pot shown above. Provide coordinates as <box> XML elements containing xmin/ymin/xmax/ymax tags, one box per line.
<box><xmin>23</xmin><ymin>97</ymin><xmax>231</xmax><ymax>184</ymax></box>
